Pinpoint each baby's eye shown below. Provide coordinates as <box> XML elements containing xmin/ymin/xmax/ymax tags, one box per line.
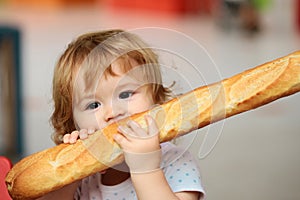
<box><xmin>119</xmin><ymin>91</ymin><xmax>134</xmax><ymax>99</ymax></box>
<box><xmin>86</xmin><ymin>102</ymin><xmax>101</xmax><ymax>110</ymax></box>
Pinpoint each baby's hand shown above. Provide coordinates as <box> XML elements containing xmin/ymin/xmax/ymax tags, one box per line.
<box><xmin>63</xmin><ymin>129</ymin><xmax>95</xmax><ymax>144</ymax></box>
<box><xmin>114</xmin><ymin>115</ymin><xmax>160</xmax><ymax>153</ymax></box>
<box><xmin>113</xmin><ymin>115</ymin><xmax>161</xmax><ymax>173</ymax></box>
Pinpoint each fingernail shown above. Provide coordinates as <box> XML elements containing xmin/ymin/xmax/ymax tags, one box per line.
<box><xmin>88</xmin><ymin>129</ymin><xmax>95</xmax><ymax>134</ymax></box>
<box><xmin>117</xmin><ymin>126</ymin><xmax>124</xmax><ymax>132</ymax></box>
<box><xmin>145</xmin><ymin>115</ymin><xmax>152</xmax><ymax>121</ymax></box>
<box><xmin>70</xmin><ymin>139</ymin><xmax>76</xmax><ymax>144</ymax></box>
<box><xmin>127</xmin><ymin>120</ymin><xmax>138</xmax><ymax>126</ymax></box>
<box><xmin>80</xmin><ymin>132</ymin><xmax>88</xmax><ymax>139</ymax></box>
<box><xmin>118</xmin><ymin>126</ymin><xmax>128</xmax><ymax>134</ymax></box>
<box><xmin>113</xmin><ymin>134</ymin><xmax>120</xmax><ymax>140</ymax></box>
<box><xmin>80</xmin><ymin>129</ymin><xmax>87</xmax><ymax>135</ymax></box>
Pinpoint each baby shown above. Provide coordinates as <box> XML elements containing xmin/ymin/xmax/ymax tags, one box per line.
<box><xmin>39</xmin><ymin>29</ymin><xmax>205</xmax><ymax>200</ymax></box>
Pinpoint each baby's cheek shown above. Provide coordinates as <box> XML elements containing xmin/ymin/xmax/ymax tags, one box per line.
<box><xmin>74</xmin><ymin>114</ymin><xmax>101</xmax><ymax>130</ymax></box>
<box><xmin>128</xmin><ymin>100</ymin><xmax>153</xmax><ymax>115</ymax></box>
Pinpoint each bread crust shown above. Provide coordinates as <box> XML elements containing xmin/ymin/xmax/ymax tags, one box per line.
<box><xmin>6</xmin><ymin>51</ymin><xmax>300</xmax><ymax>199</ymax></box>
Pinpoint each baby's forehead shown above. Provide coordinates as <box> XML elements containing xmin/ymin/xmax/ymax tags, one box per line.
<box><xmin>103</xmin><ymin>62</ymin><xmax>151</xmax><ymax>90</ymax></box>
<box><xmin>74</xmin><ymin>56</ymin><xmax>149</xmax><ymax>90</ymax></box>
<box><xmin>72</xmin><ymin>63</ymin><xmax>151</xmax><ymax>103</ymax></box>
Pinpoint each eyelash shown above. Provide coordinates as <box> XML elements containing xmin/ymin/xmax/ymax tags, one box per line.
<box><xmin>86</xmin><ymin>102</ymin><xmax>101</xmax><ymax>110</ymax></box>
<box><xmin>85</xmin><ymin>91</ymin><xmax>135</xmax><ymax>110</ymax></box>
<box><xmin>119</xmin><ymin>90</ymin><xmax>134</xmax><ymax>99</ymax></box>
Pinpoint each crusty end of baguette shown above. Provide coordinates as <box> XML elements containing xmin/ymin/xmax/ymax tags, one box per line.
<box><xmin>6</xmin><ymin>132</ymin><xmax>124</xmax><ymax>199</ymax></box>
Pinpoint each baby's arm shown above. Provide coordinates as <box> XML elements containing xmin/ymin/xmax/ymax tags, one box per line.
<box><xmin>114</xmin><ymin>115</ymin><xmax>200</xmax><ymax>200</ymax></box>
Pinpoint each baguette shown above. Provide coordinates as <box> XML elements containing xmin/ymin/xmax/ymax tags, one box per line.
<box><xmin>6</xmin><ymin>51</ymin><xmax>300</xmax><ymax>200</ymax></box>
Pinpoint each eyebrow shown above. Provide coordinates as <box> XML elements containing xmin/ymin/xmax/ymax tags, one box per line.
<box><xmin>75</xmin><ymin>92</ymin><xmax>97</xmax><ymax>107</ymax></box>
<box><xmin>115</xmin><ymin>81</ymin><xmax>142</xmax><ymax>91</ymax></box>
<box><xmin>75</xmin><ymin>81</ymin><xmax>143</xmax><ymax>104</ymax></box>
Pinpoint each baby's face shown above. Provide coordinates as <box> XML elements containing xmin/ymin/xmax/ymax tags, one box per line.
<box><xmin>72</xmin><ymin>58</ymin><xmax>154</xmax><ymax>131</ymax></box>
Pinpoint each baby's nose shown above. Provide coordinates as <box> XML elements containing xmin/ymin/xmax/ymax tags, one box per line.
<box><xmin>104</xmin><ymin>103</ymin><xmax>126</xmax><ymax>123</ymax></box>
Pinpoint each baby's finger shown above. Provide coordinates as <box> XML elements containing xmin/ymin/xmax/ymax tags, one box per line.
<box><xmin>127</xmin><ymin>120</ymin><xmax>140</xmax><ymax>128</ymax></box>
<box><xmin>127</xmin><ymin>120</ymin><xmax>147</xmax><ymax>137</ymax></box>
<box><xmin>87</xmin><ymin>129</ymin><xmax>95</xmax><ymax>135</ymax></box>
<box><xmin>63</xmin><ymin>134</ymin><xmax>71</xmax><ymax>143</ymax></box>
<box><xmin>113</xmin><ymin>134</ymin><xmax>129</xmax><ymax>149</ymax></box>
<box><xmin>79</xmin><ymin>129</ymin><xmax>88</xmax><ymax>140</ymax></box>
<box><xmin>69</xmin><ymin>131</ymin><xmax>79</xmax><ymax>143</ymax></box>
<box><xmin>145</xmin><ymin>115</ymin><xmax>159</xmax><ymax>137</ymax></box>
<box><xmin>117</xmin><ymin>125</ymin><xmax>134</xmax><ymax>137</ymax></box>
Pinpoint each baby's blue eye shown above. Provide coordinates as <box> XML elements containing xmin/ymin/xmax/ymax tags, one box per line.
<box><xmin>87</xmin><ymin>102</ymin><xmax>101</xmax><ymax>110</ymax></box>
<box><xmin>119</xmin><ymin>91</ymin><xmax>133</xmax><ymax>99</ymax></box>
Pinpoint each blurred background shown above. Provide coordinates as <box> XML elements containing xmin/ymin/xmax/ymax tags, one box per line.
<box><xmin>0</xmin><ymin>0</ymin><xmax>299</xmax><ymax>199</ymax></box>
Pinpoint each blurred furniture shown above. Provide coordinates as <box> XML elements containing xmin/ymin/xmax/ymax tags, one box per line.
<box><xmin>0</xmin><ymin>156</ymin><xmax>12</xmax><ymax>200</ymax></box>
<box><xmin>104</xmin><ymin>0</ymin><xmax>215</xmax><ymax>15</ymax></box>
<box><xmin>9</xmin><ymin>0</ymin><xmax>96</xmax><ymax>9</ymax></box>
<box><xmin>0</xmin><ymin>27</ymin><xmax>23</xmax><ymax>158</ymax></box>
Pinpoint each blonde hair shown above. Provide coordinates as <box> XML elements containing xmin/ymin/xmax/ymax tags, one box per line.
<box><xmin>51</xmin><ymin>29</ymin><xmax>171</xmax><ymax>144</ymax></box>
